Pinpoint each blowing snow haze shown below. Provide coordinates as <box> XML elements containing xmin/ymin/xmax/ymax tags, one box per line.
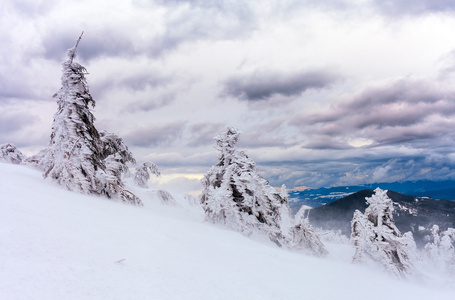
<box><xmin>2</xmin><ymin>0</ymin><xmax>455</xmax><ymax>190</ymax></box>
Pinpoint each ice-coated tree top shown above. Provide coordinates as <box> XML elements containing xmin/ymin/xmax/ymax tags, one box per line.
<box><xmin>214</xmin><ymin>127</ymin><xmax>241</xmax><ymax>157</ymax></box>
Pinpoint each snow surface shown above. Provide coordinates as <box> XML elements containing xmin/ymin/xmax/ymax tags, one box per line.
<box><xmin>1</xmin><ymin>163</ymin><xmax>454</xmax><ymax>300</ymax></box>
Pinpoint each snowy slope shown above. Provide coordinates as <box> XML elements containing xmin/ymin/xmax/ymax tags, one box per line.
<box><xmin>1</xmin><ymin>163</ymin><xmax>454</xmax><ymax>300</ymax></box>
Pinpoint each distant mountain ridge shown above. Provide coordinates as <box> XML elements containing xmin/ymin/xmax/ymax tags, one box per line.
<box><xmin>289</xmin><ymin>180</ymin><xmax>455</xmax><ymax>209</ymax></box>
<box><xmin>307</xmin><ymin>189</ymin><xmax>455</xmax><ymax>247</ymax></box>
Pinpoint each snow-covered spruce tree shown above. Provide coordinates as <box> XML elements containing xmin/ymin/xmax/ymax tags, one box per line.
<box><xmin>200</xmin><ymin>127</ymin><xmax>285</xmax><ymax>244</ymax></box>
<box><xmin>425</xmin><ymin>225</ymin><xmax>455</xmax><ymax>274</ymax></box>
<box><xmin>134</xmin><ymin>162</ymin><xmax>160</xmax><ymax>188</ymax></box>
<box><xmin>351</xmin><ymin>188</ymin><xmax>415</xmax><ymax>277</ymax></box>
<box><xmin>0</xmin><ymin>143</ymin><xmax>26</xmax><ymax>164</ymax></box>
<box><xmin>26</xmin><ymin>33</ymin><xmax>141</xmax><ymax>205</ymax></box>
<box><xmin>286</xmin><ymin>204</ymin><xmax>328</xmax><ymax>256</ymax></box>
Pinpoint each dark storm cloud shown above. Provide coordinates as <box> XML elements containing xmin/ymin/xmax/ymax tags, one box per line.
<box><xmin>372</xmin><ymin>0</ymin><xmax>455</xmax><ymax>16</ymax></box>
<box><xmin>222</xmin><ymin>69</ymin><xmax>339</xmax><ymax>101</ymax></box>
<box><xmin>123</xmin><ymin>121</ymin><xmax>186</xmax><ymax>147</ymax></box>
<box><xmin>297</xmin><ymin>79</ymin><xmax>455</xmax><ymax>147</ymax></box>
<box><xmin>260</xmin><ymin>149</ymin><xmax>455</xmax><ymax>189</ymax></box>
<box><xmin>301</xmin><ymin>135</ymin><xmax>350</xmax><ymax>150</ymax></box>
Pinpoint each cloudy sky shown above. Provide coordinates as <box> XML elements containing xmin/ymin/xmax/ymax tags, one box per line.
<box><xmin>2</xmin><ymin>0</ymin><xmax>455</xmax><ymax>192</ymax></box>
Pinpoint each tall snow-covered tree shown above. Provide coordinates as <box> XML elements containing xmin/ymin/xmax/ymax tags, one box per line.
<box><xmin>200</xmin><ymin>127</ymin><xmax>285</xmax><ymax>244</ymax></box>
<box><xmin>38</xmin><ymin>33</ymin><xmax>103</xmax><ymax>194</ymax></box>
<box><xmin>351</xmin><ymin>188</ymin><xmax>415</xmax><ymax>277</ymax></box>
<box><xmin>24</xmin><ymin>33</ymin><xmax>141</xmax><ymax>205</ymax></box>
<box><xmin>0</xmin><ymin>143</ymin><xmax>26</xmax><ymax>164</ymax></box>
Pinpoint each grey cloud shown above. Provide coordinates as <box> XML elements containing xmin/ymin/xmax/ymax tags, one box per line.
<box><xmin>344</xmin><ymin>80</ymin><xmax>453</xmax><ymax>111</ymax></box>
<box><xmin>124</xmin><ymin>92</ymin><xmax>176</xmax><ymax>113</ymax></box>
<box><xmin>0</xmin><ymin>74</ymin><xmax>33</xmax><ymax>100</ymax></box>
<box><xmin>42</xmin><ymin>29</ymin><xmax>136</xmax><ymax>62</ymax></box>
<box><xmin>0</xmin><ymin>113</ymin><xmax>36</xmax><ymax>135</ymax></box>
<box><xmin>120</xmin><ymin>73</ymin><xmax>171</xmax><ymax>91</ymax></box>
<box><xmin>222</xmin><ymin>70</ymin><xmax>339</xmax><ymax>101</ymax></box>
<box><xmin>372</xmin><ymin>0</ymin><xmax>455</xmax><ymax>16</ymax></box>
<box><xmin>259</xmin><ymin>153</ymin><xmax>455</xmax><ymax>189</ymax></box>
<box><xmin>187</xmin><ymin>122</ymin><xmax>226</xmax><ymax>147</ymax></box>
<box><xmin>0</xmin><ymin>111</ymin><xmax>40</xmax><ymax>146</ymax></box>
<box><xmin>94</xmin><ymin>70</ymin><xmax>172</xmax><ymax>95</ymax></box>
<box><xmin>237</xmin><ymin>120</ymin><xmax>297</xmax><ymax>148</ymax></box>
<box><xmin>239</xmin><ymin>131</ymin><xmax>289</xmax><ymax>149</ymax></box>
<box><xmin>298</xmin><ymin>79</ymin><xmax>455</xmax><ymax>147</ymax></box>
<box><xmin>123</xmin><ymin>121</ymin><xmax>186</xmax><ymax>147</ymax></box>
<box><xmin>301</xmin><ymin>136</ymin><xmax>350</xmax><ymax>150</ymax></box>
<box><xmin>146</xmin><ymin>1</ymin><xmax>257</xmax><ymax>57</ymax></box>
<box><xmin>5</xmin><ymin>0</ymin><xmax>57</xmax><ymax>17</ymax></box>
<box><xmin>438</xmin><ymin>49</ymin><xmax>455</xmax><ymax>80</ymax></box>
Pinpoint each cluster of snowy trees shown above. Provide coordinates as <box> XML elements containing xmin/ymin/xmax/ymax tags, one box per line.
<box><xmin>351</xmin><ymin>188</ymin><xmax>416</xmax><ymax>277</ymax></box>
<box><xmin>350</xmin><ymin>187</ymin><xmax>455</xmax><ymax>277</ymax></box>
<box><xmin>201</xmin><ymin>127</ymin><xmax>327</xmax><ymax>256</ymax></box>
<box><xmin>424</xmin><ymin>225</ymin><xmax>455</xmax><ymax>274</ymax></box>
<box><xmin>2</xmin><ymin>34</ymin><xmax>160</xmax><ymax>205</ymax></box>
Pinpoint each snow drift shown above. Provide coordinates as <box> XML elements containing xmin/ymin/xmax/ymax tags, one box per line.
<box><xmin>1</xmin><ymin>163</ymin><xmax>454</xmax><ymax>300</ymax></box>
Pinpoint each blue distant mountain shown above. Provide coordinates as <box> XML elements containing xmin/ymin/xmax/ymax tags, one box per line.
<box><xmin>289</xmin><ymin>180</ymin><xmax>455</xmax><ymax>210</ymax></box>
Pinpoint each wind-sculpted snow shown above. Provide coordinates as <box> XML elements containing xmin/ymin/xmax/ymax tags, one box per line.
<box><xmin>1</xmin><ymin>163</ymin><xmax>455</xmax><ymax>299</ymax></box>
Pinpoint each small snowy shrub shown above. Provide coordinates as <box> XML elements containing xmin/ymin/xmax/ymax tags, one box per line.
<box><xmin>185</xmin><ymin>194</ymin><xmax>200</xmax><ymax>206</ymax></box>
<box><xmin>156</xmin><ymin>190</ymin><xmax>178</xmax><ymax>205</ymax></box>
<box><xmin>424</xmin><ymin>225</ymin><xmax>455</xmax><ymax>274</ymax></box>
<box><xmin>0</xmin><ymin>143</ymin><xmax>25</xmax><ymax>164</ymax></box>
<box><xmin>134</xmin><ymin>162</ymin><xmax>160</xmax><ymax>188</ymax></box>
<box><xmin>289</xmin><ymin>208</ymin><xmax>328</xmax><ymax>256</ymax></box>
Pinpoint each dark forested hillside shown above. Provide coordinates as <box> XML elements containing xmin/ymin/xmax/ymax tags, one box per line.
<box><xmin>308</xmin><ymin>189</ymin><xmax>455</xmax><ymax>246</ymax></box>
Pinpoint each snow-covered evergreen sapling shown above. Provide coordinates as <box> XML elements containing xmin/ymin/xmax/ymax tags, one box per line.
<box><xmin>24</xmin><ymin>33</ymin><xmax>142</xmax><ymax>205</ymax></box>
<box><xmin>0</xmin><ymin>143</ymin><xmax>26</xmax><ymax>164</ymax></box>
<box><xmin>134</xmin><ymin>162</ymin><xmax>160</xmax><ymax>188</ymax></box>
<box><xmin>278</xmin><ymin>184</ymin><xmax>294</xmax><ymax>233</ymax></box>
<box><xmin>288</xmin><ymin>204</ymin><xmax>328</xmax><ymax>256</ymax></box>
<box><xmin>424</xmin><ymin>225</ymin><xmax>455</xmax><ymax>274</ymax></box>
<box><xmin>156</xmin><ymin>190</ymin><xmax>178</xmax><ymax>206</ymax></box>
<box><xmin>200</xmin><ymin>127</ymin><xmax>285</xmax><ymax>244</ymax></box>
<box><xmin>351</xmin><ymin>188</ymin><xmax>416</xmax><ymax>277</ymax></box>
